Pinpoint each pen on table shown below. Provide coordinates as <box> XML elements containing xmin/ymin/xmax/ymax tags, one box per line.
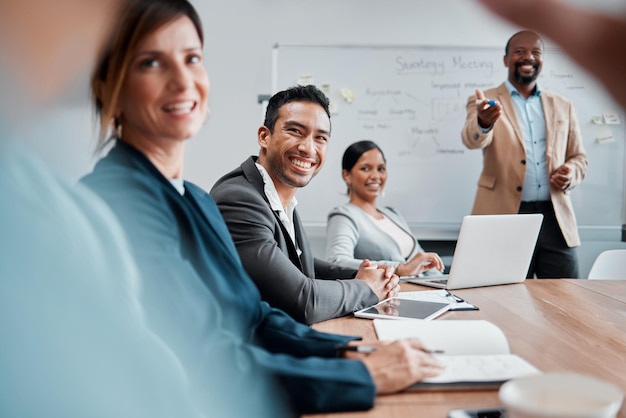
<box><xmin>444</xmin><ymin>289</ymin><xmax>465</xmax><ymax>303</ymax></box>
<box><xmin>336</xmin><ymin>345</ymin><xmax>444</xmax><ymax>354</ymax></box>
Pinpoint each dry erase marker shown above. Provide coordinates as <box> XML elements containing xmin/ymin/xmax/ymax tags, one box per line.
<box><xmin>336</xmin><ymin>345</ymin><xmax>444</xmax><ymax>354</ymax></box>
<box><xmin>476</xmin><ymin>99</ymin><xmax>497</xmax><ymax>106</ymax></box>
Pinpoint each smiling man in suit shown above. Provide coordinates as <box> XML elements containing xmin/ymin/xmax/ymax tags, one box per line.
<box><xmin>211</xmin><ymin>85</ymin><xmax>400</xmax><ymax>324</ymax></box>
<box><xmin>461</xmin><ymin>30</ymin><xmax>588</xmax><ymax>279</ymax></box>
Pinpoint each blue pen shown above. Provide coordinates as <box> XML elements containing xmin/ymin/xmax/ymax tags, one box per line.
<box><xmin>475</xmin><ymin>99</ymin><xmax>497</xmax><ymax>106</ymax></box>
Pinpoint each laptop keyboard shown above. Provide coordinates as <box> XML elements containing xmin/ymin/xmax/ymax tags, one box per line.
<box><xmin>429</xmin><ymin>279</ymin><xmax>449</xmax><ymax>285</ymax></box>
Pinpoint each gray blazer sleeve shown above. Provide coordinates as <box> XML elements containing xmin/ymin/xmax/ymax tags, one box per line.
<box><xmin>325</xmin><ymin>209</ymin><xmax>400</xmax><ymax>270</ymax></box>
<box><xmin>326</xmin><ymin>204</ymin><xmax>441</xmax><ymax>277</ymax></box>
<box><xmin>211</xmin><ymin>172</ymin><xmax>378</xmax><ymax>325</ymax></box>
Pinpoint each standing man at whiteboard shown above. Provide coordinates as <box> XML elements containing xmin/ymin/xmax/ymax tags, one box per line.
<box><xmin>461</xmin><ymin>30</ymin><xmax>588</xmax><ymax>279</ymax></box>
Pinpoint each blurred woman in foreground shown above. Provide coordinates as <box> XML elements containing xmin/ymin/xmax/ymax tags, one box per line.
<box><xmin>81</xmin><ymin>0</ymin><xmax>443</xmax><ymax>415</ymax></box>
<box><xmin>1</xmin><ymin>0</ymin><xmax>208</xmax><ymax>416</ymax></box>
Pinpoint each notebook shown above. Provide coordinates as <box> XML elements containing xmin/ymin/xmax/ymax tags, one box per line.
<box><xmin>407</xmin><ymin>214</ymin><xmax>543</xmax><ymax>290</ymax></box>
<box><xmin>373</xmin><ymin>319</ymin><xmax>540</xmax><ymax>390</ymax></box>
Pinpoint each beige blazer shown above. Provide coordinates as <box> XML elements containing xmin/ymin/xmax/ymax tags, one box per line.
<box><xmin>461</xmin><ymin>83</ymin><xmax>588</xmax><ymax>247</ymax></box>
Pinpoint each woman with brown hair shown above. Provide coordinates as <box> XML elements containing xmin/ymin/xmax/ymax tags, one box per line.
<box><xmin>82</xmin><ymin>0</ymin><xmax>442</xmax><ymax>415</ymax></box>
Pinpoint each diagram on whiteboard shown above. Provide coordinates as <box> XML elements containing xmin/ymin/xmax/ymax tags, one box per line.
<box><xmin>273</xmin><ymin>45</ymin><xmax>624</xmax><ymax>231</ymax></box>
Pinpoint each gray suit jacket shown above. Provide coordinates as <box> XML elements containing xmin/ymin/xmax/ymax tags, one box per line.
<box><xmin>326</xmin><ymin>204</ymin><xmax>441</xmax><ymax>277</ymax></box>
<box><xmin>326</xmin><ymin>204</ymin><xmax>420</xmax><ymax>269</ymax></box>
<box><xmin>210</xmin><ymin>156</ymin><xmax>378</xmax><ymax>324</ymax></box>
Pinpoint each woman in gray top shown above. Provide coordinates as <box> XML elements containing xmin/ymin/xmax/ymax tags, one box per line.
<box><xmin>326</xmin><ymin>140</ymin><xmax>444</xmax><ymax>277</ymax></box>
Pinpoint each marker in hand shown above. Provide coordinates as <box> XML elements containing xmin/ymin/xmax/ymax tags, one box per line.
<box><xmin>476</xmin><ymin>99</ymin><xmax>497</xmax><ymax>106</ymax></box>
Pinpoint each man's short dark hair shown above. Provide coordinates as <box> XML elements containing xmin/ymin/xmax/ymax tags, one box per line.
<box><xmin>505</xmin><ymin>30</ymin><xmax>544</xmax><ymax>55</ymax></box>
<box><xmin>263</xmin><ymin>85</ymin><xmax>331</xmax><ymax>133</ymax></box>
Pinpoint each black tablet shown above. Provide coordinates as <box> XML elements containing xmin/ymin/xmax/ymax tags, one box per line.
<box><xmin>354</xmin><ymin>297</ymin><xmax>451</xmax><ymax>320</ymax></box>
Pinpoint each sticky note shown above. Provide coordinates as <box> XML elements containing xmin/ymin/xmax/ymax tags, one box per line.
<box><xmin>603</xmin><ymin>112</ymin><xmax>621</xmax><ymax>125</ymax></box>
<box><xmin>591</xmin><ymin>116</ymin><xmax>603</xmax><ymax>125</ymax></box>
<box><xmin>595</xmin><ymin>128</ymin><xmax>615</xmax><ymax>144</ymax></box>
<box><xmin>340</xmin><ymin>88</ymin><xmax>355</xmax><ymax>103</ymax></box>
<box><xmin>596</xmin><ymin>134</ymin><xmax>615</xmax><ymax>144</ymax></box>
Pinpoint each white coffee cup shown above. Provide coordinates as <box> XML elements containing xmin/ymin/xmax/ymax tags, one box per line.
<box><xmin>499</xmin><ymin>373</ymin><xmax>623</xmax><ymax>418</ymax></box>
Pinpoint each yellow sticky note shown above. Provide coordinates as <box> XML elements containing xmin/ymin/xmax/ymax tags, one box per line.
<box><xmin>340</xmin><ymin>88</ymin><xmax>355</xmax><ymax>103</ymax></box>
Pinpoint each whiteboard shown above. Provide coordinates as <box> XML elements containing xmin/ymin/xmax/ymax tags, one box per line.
<box><xmin>272</xmin><ymin>45</ymin><xmax>625</xmax><ymax>236</ymax></box>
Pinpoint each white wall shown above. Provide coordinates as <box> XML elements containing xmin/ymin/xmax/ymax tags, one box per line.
<box><xmin>21</xmin><ymin>0</ymin><xmax>626</xmax><ymax>277</ymax></box>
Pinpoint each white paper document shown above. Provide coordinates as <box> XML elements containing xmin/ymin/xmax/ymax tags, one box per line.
<box><xmin>426</xmin><ymin>354</ymin><xmax>539</xmax><ymax>384</ymax></box>
<box><xmin>373</xmin><ymin>319</ymin><xmax>540</xmax><ymax>388</ymax></box>
<box><xmin>398</xmin><ymin>289</ymin><xmax>478</xmax><ymax>310</ymax></box>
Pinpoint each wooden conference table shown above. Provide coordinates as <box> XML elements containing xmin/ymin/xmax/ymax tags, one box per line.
<box><xmin>305</xmin><ymin>280</ymin><xmax>626</xmax><ymax>418</ymax></box>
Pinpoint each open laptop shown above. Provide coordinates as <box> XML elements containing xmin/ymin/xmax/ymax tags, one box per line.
<box><xmin>406</xmin><ymin>214</ymin><xmax>543</xmax><ymax>290</ymax></box>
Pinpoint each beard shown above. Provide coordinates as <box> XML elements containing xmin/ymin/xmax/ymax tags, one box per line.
<box><xmin>514</xmin><ymin>61</ymin><xmax>539</xmax><ymax>85</ymax></box>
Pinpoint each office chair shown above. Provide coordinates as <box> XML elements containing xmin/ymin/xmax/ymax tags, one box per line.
<box><xmin>587</xmin><ymin>249</ymin><xmax>626</xmax><ymax>280</ymax></box>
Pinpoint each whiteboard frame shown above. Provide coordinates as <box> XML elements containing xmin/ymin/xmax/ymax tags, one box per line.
<box><xmin>272</xmin><ymin>43</ymin><xmax>626</xmax><ymax>241</ymax></box>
